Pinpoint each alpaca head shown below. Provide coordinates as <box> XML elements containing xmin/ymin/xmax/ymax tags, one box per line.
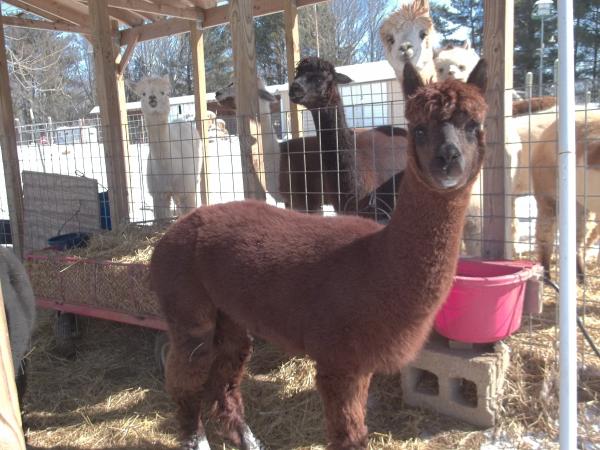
<box><xmin>402</xmin><ymin>60</ymin><xmax>488</xmax><ymax>191</ymax></box>
<box><xmin>132</xmin><ymin>76</ymin><xmax>171</xmax><ymax>119</ymax></box>
<box><xmin>215</xmin><ymin>77</ymin><xmax>278</xmax><ymax>110</ymax></box>
<box><xmin>435</xmin><ymin>41</ymin><xmax>480</xmax><ymax>82</ymax></box>
<box><xmin>288</xmin><ymin>57</ymin><xmax>352</xmax><ymax>108</ymax></box>
<box><xmin>380</xmin><ymin>0</ymin><xmax>436</xmax><ymax>81</ymax></box>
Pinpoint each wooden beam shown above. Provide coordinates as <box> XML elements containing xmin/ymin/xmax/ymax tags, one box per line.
<box><xmin>117</xmin><ymin>33</ymin><xmax>138</xmax><ymax>75</ymax></box>
<box><xmin>17</xmin><ymin>0</ymin><xmax>89</xmax><ymax>27</ymax></box>
<box><xmin>107</xmin><ymin>7</ymin><xmax>145</xmax><ymax>26</ymax></box>
<box><xmin>284</xmin><ymin>0</ymin><xmax>302</xmax><ymax>139</ymax></box>
<box><xmin>1</xmin><ymin>15</ymin><xmax>89</xmax><ymax>34</ymax></box>
<box><xmin>0</xmin><ymin>8</ymin><xmax>25</xmax><ymax>258</ymax></box>
<box><xmin>90</xmin><ymin>0</ymin><xmax>130</xmax><ymax>225</ymax></box>
<box><xmin>187</xmin><ymin>0</ymin><xmax>216</xmax><ymax>8</ymax></box>
<box><xmin>0</xmin><ymin>286</ymin><xmax>26</xmax><ymax>450</ymax></box>
<box><xmin>190</xmin><ymin>23</ymin><xmax>210</xmax><ymax>206</ymax></box>
<box><xmin>108</xmin><ymin>0</ymin><xmax>199</xmax><ymax>20</ymax></box>
<box><xmin>230</xmin><ymin>0</ymin><xmax>266</xmax><ymax>200</ymax></box>
<box><xmin>4</xmin><ymin>0</ymin><xmax>71</xmax><ymax>23</ymax></box>
<box><xmin>119</xmin><ymin>0</ymin><xmax>326</xmax><ymax>45</ymax></box>
<box><xmin>482</xmin><ymin>0</ymin><xmax>513</xmax><ymax>259</ymax></box>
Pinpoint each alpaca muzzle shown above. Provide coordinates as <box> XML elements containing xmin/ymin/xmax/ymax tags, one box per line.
<box><xmin>289</xmin><ymin>82</ymin><xmax>305</xmax><ymax>104</ymax></box>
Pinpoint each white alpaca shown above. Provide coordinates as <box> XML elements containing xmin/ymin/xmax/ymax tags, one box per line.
<box><xmin>215</xmin><ymin>78</ymin><xmax>284</xmax><ymax>204</ymax></box>
<box><xmin>1</xmin><ymin>247</ymin><xmax>35</xmax><ymax>397</ymax></box>
<box><xmin>379</xmin><ymin>0</ymin><xmax>437</xmax><ymax>83</ymax></box>
<box><xmin>434</xmin><ymin>41</ymin><xmax>480</xmax><ymax>82</ymax></box>
<box><xmin>133</xmin><ymin>76</ymin><xmax>203</xmax><ymax>220</ymax></box>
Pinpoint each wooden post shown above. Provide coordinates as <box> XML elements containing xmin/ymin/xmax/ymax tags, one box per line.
<box><xmin>284</xmin><ymin>0</ymin><xmax>303</xmax><ymax>139</ymax></box>
<box><xmin>482</xmin><ymin>0</ymin><xmax>513</xmax><ymax>259</ymax></box>
<box><xmin>90</xmin><ymin>0</ymin><xmax>130</xmax><ymax>226</ymax></box>
<box><xmin>190</xmin><ymin>22</ymin><xmax>211</xmax><ymax>206</ymax></box>
<box><xmin>0</xmin><ymin>284</ymin><xmax>26</xmax><ymax>450</ymax></box>
<box><xmin>230</xmin><ymin>0</ymin><xmax>266</xmax><ymax>200</ymax></box>
<box><xmin>0</xmin><ymin>8</ymin><xmax>24</xmax><ymax>259</ymax></box>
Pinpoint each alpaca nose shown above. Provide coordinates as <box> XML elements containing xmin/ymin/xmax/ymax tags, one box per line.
<box><xmin>289</xmin><ymin>82</ymin><xmax>305</xmax><ymax>102</ymax></box>
<box><xmin>436</xmin><ymin>143</ymin><xmax>461</xmax><ymax>170</ymax></box>
<box><xmin>399</xmin><ymin>42</ymin><xmax>414</xmax><ymax>58</ymax></box>
<box><xmin>149</xmin><ymin>95</ymin><xmax>156</xmax><ymax>102</ymax></box>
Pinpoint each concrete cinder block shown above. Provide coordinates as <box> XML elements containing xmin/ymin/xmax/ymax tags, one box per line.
<box><xmin>401</xmin><ymin>334</ymin><xmax>510</xmax><ymax>428</ymax></box>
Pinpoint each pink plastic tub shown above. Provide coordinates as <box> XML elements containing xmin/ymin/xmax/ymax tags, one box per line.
<box><xmin>434</xmin><ymin>259</ymin><xmax>535</xmax><ymax>344</ymax></box>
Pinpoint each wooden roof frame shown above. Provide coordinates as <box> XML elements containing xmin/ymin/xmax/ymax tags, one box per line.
<box><xmin>1</xmin><ymin>0</ymin><xmax>325</xmax><ymax>40</ymax></box>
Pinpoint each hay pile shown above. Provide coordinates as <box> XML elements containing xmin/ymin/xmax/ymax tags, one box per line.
<box><xmin>22</xmin><ymin>252</ymin><xmax>600</xmax><ymax>449</ymax></box>
<box><xmin>63</xmin><ymin>222</ymin><xmax>169</xmax><ymax>263</ymax></box>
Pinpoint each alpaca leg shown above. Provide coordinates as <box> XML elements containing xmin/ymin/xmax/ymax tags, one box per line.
<box><xmin>204</xmin><ymin>314</ymin><xmax>259</xmax><ymax>450</ymax></box>
<box><xmin>316</xmin><ymin>369</ymin><xmax>372</xmax><ymax>450</ymax></box>
<box><xmin>152</xmin><ymin>192</ymin><xmax>172</xmax><ymax>221</ymax></box>
<box><xmin>174</xmin><ymin>192</ymin><xmax>198</xmax><ymax>217</ymax></box>
<box><xmin>535</xmin><ymin>197</ymin><xmax>557</xmax><ymax>280</ymax></box>
<box><xmin>165</xmin><ymin>318</ymin><xmax>217</xmax><ymax>449</ymax></box>
<box><xmin>462</xmin><ymin>216</ymin><xmax>481</xmax><ymax>257</ymax></box>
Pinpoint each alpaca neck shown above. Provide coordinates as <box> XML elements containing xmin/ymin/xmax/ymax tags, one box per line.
<box><xmin>144</xmin><ymin>112</ymin><xmax>170</xmax><ymax>146</ymax></box>
<box><xmin>308</xmin><ymin>90</ymin><xmax>356</xmax><ymax>193</ymax></box>
<box><xmin>378</xmin><ymin>159</ymin><xmax>474</xmax><ymax>313</ymax></box>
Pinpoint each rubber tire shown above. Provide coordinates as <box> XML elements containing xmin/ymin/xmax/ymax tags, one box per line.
<box><xmin>154</xmin><ymin>331</ymin><xmax>170</xmax><ymax>377</ymax></box>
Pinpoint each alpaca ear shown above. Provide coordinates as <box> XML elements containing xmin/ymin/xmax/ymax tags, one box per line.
<box><xmin>417</xmin><ymin>0</ymin><xmax>430</xmax><ymax>11</ymax></box>
<box><xmin>463</xmin><ymin>40</ymin><xmax>471</xmax><ymax>50</ymax></box>
<box><xmin>334</xmin><ymin>72</ymin><xmax>353</xmax><ymax>84</ymax></box>
<box><xmin>402</xmin><ymin>62</ymin><xmax>424</xmax><ymax>98</ymax></box>
<box><xmin>258</xmin><ymin>88</ymin><xmax>277</xmax><ymax>103</ymax></box>
<box><xmin>466</xmin><ymin>59</ymin><xmax>487</xmax><ymax>93</ymax></box>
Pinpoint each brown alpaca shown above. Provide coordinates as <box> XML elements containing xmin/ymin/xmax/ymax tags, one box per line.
<box><xmin>531</xmin><ymin>109</ymin><xmax>600</xmax><ymax>282</ymax></box>
<box><xmin>150</xmin><ymin>60</ymin><xmax>488</xmax><ymax>450</ymax></box>
<box><xmin>285</xmin><ymin>56</ymin><xmax>408</xmax><ymax>214</ymax></box>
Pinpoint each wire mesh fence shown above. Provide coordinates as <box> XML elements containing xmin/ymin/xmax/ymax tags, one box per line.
<box><xmin>2</xmin><ymin>72</ymin><xmax>600</xmax><ymax>439</ymax></box>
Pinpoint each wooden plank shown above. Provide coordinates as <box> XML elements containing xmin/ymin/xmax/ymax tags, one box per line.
<box><xmin>108</xmin><ymin>0</ymin><xmax>199</xmax><ymax>20</ymax></box>
<box><xmin>482</xmin><ymin>0</ymin><xmax>513</xmax><ymax>259</ymax></box>
<box><xmin>284</xmin><ymin>0</ymin><xmax>302</xmax><ymax>139</ymax></box>
<box><xmin>119</xmin><ymin>0</ymin><xmax>327</xmax><ymax>45</ymax></box>
<box><xmin>1</xmin><ymin>15</ymin><xmax>89</xmax><ymax>34</ymax></box>
<box><xmin>90</xmin><ymin>0</ymin><xmax>130</xmax><ymax>225</ymax></box>
<box><xmin>4</xmin><ymin>0</ymin><xmax>72</xmax><ymax>23</ymax></box>
<box><xmin>107</xmin><ymin>7</ymin><xmax>145</xmax><ymax>26</ymax></box>
<box><xmin>117</xmin><ymin>33</ymin><xmax>139</xmax><ymax>75</ymax></box>
<box><xmin>230</xmin><ymin>0</ymin><xmax>265</xmax><ymax>200</ymax></box>
<box><xmin>0</xmin><ymin>285</ymin><xmax>26</xmax><ymax>450</ymax></box>
<box><xmin>190</xmin><ymin>23</ymin><xmax>210</xmax><ymax>206</ymax></box>
<box><xmin>18</xmin><ymin>0</ymin><xmax>89</xmax><ymax>26</ymax></box>
<box><xmin>0</xmin><ymin>8</ymin><xmax>25</xmax><ymax>258</ymax></box>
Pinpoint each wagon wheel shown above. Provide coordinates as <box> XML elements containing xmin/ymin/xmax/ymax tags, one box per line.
<box><xmin>154</xmin><ymin>331</ymin><xmax>170</xmax><ymax>376</ymax></box>
<box><xmin>54</xmin><ymin>312</ymin><xmax>80</xmax><ymax>359</ymax></box>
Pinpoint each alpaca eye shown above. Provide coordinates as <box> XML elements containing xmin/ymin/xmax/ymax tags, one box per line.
<box><xmin>466</xmin><ymin>121</ymin><xmax>480</xmax><ymax>134</ymax></box>
<box><xmin>142</xmin><ymin>93</ymin><xmax>146</xmax><ymax>96</ymax></box>
<box><xmin>161</xmin><ymin>91</ymin><xmax>165</xmax><ymax>95</ymax></box>
<box><xmin>419</xmin><ymin>30</ymin><xmax>427</xmax><ymax>40</ymax></box>
<box><xmin>414</xmin><ymin>126</ymin><xmax>427</xmax><ymax>140</ymax></box>
<box><xmin>459</xmin><ymin>65</ymin><xmax>466</xmax><ymax>71</ymax></box>
<box><xmin>387</xmin><ymin>35</ymin><xmax>395</xmax><ymax>46</ymax></box>
<box><xmin>438</xmin><ymin>68</ymin><xmax>444</xmax><ymax>74</ymax></box>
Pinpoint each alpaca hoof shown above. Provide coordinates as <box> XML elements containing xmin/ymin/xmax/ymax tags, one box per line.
<box><xmin>182</xmin><ymin>434</ymin><xmax>211</xmax><ymax>450</ymax></box>
<box><xmin>241</xmin><ymin>425</ymin><xmax>263</xmax><ymax>450</ymax></box>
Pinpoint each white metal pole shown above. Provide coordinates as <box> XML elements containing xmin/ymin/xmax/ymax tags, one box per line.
<box><xmin>539</xmin><ymin>16</ymin><xmax>544</xmax><ymax>97</ymax></box>
<box><xmin>557</xmin><ymin>0</ymin><xmax>577</xmax><ymax>448</ymax></box>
